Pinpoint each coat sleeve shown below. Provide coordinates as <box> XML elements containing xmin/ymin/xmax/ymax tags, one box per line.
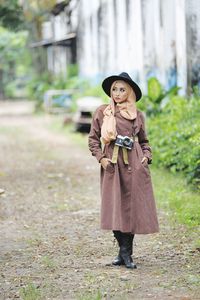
<box><xmin>137</xmin><ymin>112</ymin><xmax>152</xmax><ymax>164</ymax></box>
<box><xmin>88</xmin><ymin>106</ymin><xmax>106</xmax><ymax>162</ymax></box>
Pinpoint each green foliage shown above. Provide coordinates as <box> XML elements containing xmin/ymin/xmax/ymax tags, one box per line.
<box><xmin>27</xmin><ymin>72</ymin><xmax>53</xmax><ymax>110</ymax></box>
<box><xmin>67</xmin><ymin>63</ymin><xmax>79</xmax><ymax>77</ymax></box>
<box><xmin>0</xmin><ymin>0</ymin><xmax>25</xmax><ymax>31</ymax></box>
<box><xmin>0</xmin><ymin>26</ymin><xmax>31</xmax><ymax>98</ymax></box>
<box><xmin>138</xmin><ymin>79</ymin><xmax>200</xmax><ymax>225</ymax></box>
<box><xmin>137</xmin><ymin>77</ymin><xmax>200</xmax><ymax>189</ymax></box>
<box><xmin>148</xmin><ymin>93</ymin><xmax>200</xmax><ymax>189</ymax></box>
<box><xmin>28</xmin><ymin>73</ymin><xmax>51</xmax><ymax>99</ymax></box>
<box><xmin>192</xmin><ymin>85</ymin><xmax>200</xmax><ymax>99</ymax></box>
<box><xmin>0</xmin><ymin>27</ymin><xmax>28</xmax><ymax>65</ymax></box>
<box><xmin>138</xmin><ymin>77</ymin><xmax>180</xmax><ymax>116</ymax></box>
<box><xmin>148</xmin><ymin>77</ymin><xmax>163</xmax><ymax>101</ymax></box>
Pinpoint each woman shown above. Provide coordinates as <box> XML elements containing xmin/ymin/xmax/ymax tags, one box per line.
<box><xmin>88</xmin><ymin>72</ymin><xmax>159</xmax><ymax>269</ymax></box>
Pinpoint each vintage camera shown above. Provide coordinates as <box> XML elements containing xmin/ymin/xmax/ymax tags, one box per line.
<box><xmin>115</xmin><ymin>135</ymin><xmax>134</xmax><ymax>150</ymax></box>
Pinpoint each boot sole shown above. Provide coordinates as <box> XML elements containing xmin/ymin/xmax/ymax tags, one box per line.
<box><xmin>125</xmin><ymin>264</ymin><xmax>137</xmax><ymax>269</ymax></box>
<box><xmin>112</xmin><ymin>261</ymin><xmax>125</xmax><ymax>266</ymax></box>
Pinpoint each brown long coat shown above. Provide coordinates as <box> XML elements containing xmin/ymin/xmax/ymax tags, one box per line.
<box><xmin>88</xmin><ymin>104</ymin><xmax>159</xmax><ymax>234</ymax></box>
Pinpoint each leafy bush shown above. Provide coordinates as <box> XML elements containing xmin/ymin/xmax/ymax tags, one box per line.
<box><xmin>137</xmin><ymin>77</ymin><xmax>180</xmax><ymax>115</ymax></box>
<box><xmin>27</xmin><ymin>72</ymin><xmax>53</xmax><ymax>111</ymax></box>
<box><xmin>148</xmin><ymin>93</ymin><xmax>200</xmax><ymax>189</ymax></box>
<box><xmin>137</xmin><ymin>77</ymin><xmax>200</xmax><ymax>189</ymax></box>
<box><xmin>67</xmin><ymin>64</ymin><xmax>79</xmax><ymax>77</ymax></box>
<box><xmin>0</xmin><ymin>26</ymin><xmax>31</xmax><ymax>98</ymax></box>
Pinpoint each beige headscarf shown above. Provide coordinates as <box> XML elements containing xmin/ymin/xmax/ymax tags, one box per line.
<box><xmin>101</xmin><ymin>80</ymin><xmax>137</xmax><ymax>144</ymax></box>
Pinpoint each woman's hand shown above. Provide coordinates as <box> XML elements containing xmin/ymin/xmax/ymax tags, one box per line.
<box><xmin>100</xmin><ymin>157</ymin><xmax>112</xmax><ymax>170</ymax></box>
<box><xmin>141</xmin><ymin>156</ymin><xmax>148</xmax><ymax>165</ymax></box>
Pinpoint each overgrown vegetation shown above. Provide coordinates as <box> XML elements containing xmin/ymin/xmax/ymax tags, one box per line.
<box><xmin>0</xmin><ymin>0</ymin><xmax>25</xmax><ymax>31</ymax></box>
<box><xmin>0</xmin><ymin>0</ymin><xmax>59</xmax><ymax>99</ymax></box>
<box><xmin>137</xmin><ymin>77</ymin><xmax>180</xmax><ymax>116</ymax></box>
<box><xmin>148</xmin><ymin>95</ymin><xmax>200</xmax><ymax>187</ymax></box>
<box><xmin>138</xmin><ymin>79</ymin><xmax>200</xmax><ymax>190</ymax></box>
<box><xmin>0</xmin><ymin>26</ymin><xmax>31</xmax><ymax>98</ymax></box>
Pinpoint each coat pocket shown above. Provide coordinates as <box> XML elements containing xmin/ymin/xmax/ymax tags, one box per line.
<box><xmin>141</xmin><ymin>159</ymin><xmax>148</xmax><ymax>168</ymax></box>
<box><xmin>140</xmin><ymin>160</ymin><xmax>150</xmax><ymax>179</ymax></box>
<box><xmin>105</xmin><ymin>162</ymin><xmax>115</xmax><ymax>174</ymax></box>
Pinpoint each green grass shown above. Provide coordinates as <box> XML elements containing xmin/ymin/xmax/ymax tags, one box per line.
<box><xmin>77</xmin><ymin>289</ymin><xmax>103</xmax><ymax>300</ymax></box>
<box><xmin>19</xmin><ymin>282</ymin><xmax>41</xmax><ymax>300</ymax></box>
<box><xmin>41</xmin><ymin>255</ymin><xmax>57</xmax><ymax>269</ymax></box>
<box><xmin>151</xmin><ymin>166</ymin><xmax>200</xmax><ymax>227</ymax></box>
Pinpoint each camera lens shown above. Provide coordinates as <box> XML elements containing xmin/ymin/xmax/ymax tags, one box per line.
<box><xmin>123</xmin><ymin>138</ymin><xmax>131</xmax><ymax>146</ymax></box>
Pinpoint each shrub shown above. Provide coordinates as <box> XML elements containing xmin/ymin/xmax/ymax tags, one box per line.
<box><xmin>137</xmin><ymin>77</ymin><xmax>180</xmax><ymax>115</ymax></box>
<box><xmin>148</xmin><ymin>93</ymin><xmax>200</xmax><ymax>189</ymax></box>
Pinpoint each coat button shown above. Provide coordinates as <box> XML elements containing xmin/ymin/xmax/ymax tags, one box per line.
<box><xmin>128</xmin><ymin>166</ymin><xmax>132</xmax><ymax>171</ymax></box>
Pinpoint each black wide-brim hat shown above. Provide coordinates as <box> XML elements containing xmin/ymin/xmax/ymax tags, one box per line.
<box><xmin>102</xmin><ymin>72</ymin><xmax>142</xmax><ymax>101</ymax></box>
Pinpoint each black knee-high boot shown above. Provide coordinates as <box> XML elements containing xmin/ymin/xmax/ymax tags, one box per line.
<box><xmin>112</xmin><ymin>231</ymin><xmax>124</xmax><ymax>266</ymax></box>
<box><xmin>120</xmin><ymin>233</ymin><xmax>137</xmax><ymax>269</ymax></box>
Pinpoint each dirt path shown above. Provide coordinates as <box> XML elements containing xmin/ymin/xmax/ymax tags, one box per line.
<box><xmin>0</xmin><ymin>102</ymin><xmax>199</xmax><ymax>300</ymax></box>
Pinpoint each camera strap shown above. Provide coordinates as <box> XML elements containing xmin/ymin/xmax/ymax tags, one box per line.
<box><xmin>122</xmin><ymin>148</ymin><xmax>129</xmax><ymax>164</ymax></box>
<box><xmin>111</xmin><ymin>135</ymin><xmax>138</xmax><ymax>165</ymax></box>
<box><xmin>111</xmin><ymin>145</ymin><xmax>129</xmax><ymax>165</ymax></box>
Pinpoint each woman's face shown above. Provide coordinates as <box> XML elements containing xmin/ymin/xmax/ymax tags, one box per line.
<box><xmin>111</xmin><ymin>81</ymin><xmax>129</xmax><ymax>103</ymax></box>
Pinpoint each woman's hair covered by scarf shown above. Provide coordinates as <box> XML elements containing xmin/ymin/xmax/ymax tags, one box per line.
<box><xmin>101</xmin><ymin>80</ymin><xmax>137</xmax><ymax>144</ymax></box>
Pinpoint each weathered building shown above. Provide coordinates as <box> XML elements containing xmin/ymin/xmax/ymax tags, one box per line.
<box><xmin>31</xmin><ymin>0</ymin><xmax>78</xmax><ymax>75</ymax></box>
<box><xmin>78</xmin><ymin>0</ymin><xmax>199</xmax><ymax>94</ymax></box>
<box><xmin>33</xmin><ymin>0</ymin><xmax>200</xmax><ymax>94</ymax></box>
